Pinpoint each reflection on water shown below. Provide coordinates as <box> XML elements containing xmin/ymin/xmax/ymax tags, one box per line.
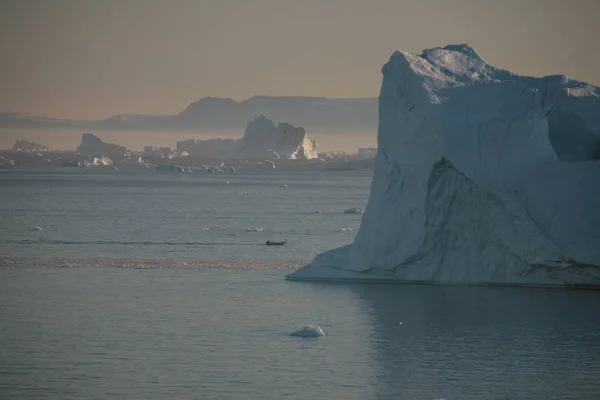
<box><xmin>1</xmin><ymin>267</ymin><xmax>599</xmax><ymax>400</ymax></box>
<box><xmin>351</xmin><ymin>283</ymin><xmax>600</xmax><ymax>399</ymax></box>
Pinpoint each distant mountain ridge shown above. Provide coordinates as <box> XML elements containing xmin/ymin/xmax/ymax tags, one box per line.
<box><xmin>0</xmin><ymin>96</ymin><xmax>378</xmax><ymax>132</ymax></box>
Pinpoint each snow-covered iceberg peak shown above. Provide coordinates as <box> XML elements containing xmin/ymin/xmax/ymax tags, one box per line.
<box><xmin>287</xmin><ymin>44</ymin><xmax>600</xmax><ymax>287</ymax></box>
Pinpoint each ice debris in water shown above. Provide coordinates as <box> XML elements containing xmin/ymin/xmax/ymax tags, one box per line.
<box><xmin>343</xmin><ymin>207</ymin><xmax>364</xmax><ymax>214</ymax></box>
<box><xmin>1</xmin><ymin>258</ymin><xmax>309</xmax><ymax>270</ymax></box>
<box><xmin>290</xmin><ymin>325</ymin><xmax>326</xmax><ymax>337</ymax></box>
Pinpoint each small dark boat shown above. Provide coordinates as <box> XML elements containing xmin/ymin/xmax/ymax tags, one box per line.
<box><xmin>266</xmin><ymin>239</ymin><xmax>288</xmax><ymax>246</ymax></box>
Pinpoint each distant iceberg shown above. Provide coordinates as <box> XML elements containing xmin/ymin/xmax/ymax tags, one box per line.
<box><xmin>76</xmin><ymin>133</ymin><xmax>130</xmax><ymax>159</ymax></box>
<box><xmin>12</xmin><ymin>140</ymin><xmax>52</xmax><ymax>153</ymax></box>
<box><xmin>288</xmin><ymin>44</ymin><xmax>600</xmax><ymax>287</ymax></box>
<box><xmin>242</xmin><ymin>115</ymin><xmax>318</xmax><ymax>160</ymax></box>
<box><xmin>176</xmin><ymin>115</ymin><xmax>318</xmax><ymax>160</ymax></box>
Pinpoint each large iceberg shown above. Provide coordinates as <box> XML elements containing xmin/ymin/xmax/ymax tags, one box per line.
<box><xmin>242</xmin><ymin>115</ymin><xmax>318</xmax><ymax>159</ymax></box>
<box><xmin>288</xmin><ymin>44</ymin><xmax>600</xmax><ymax>287</ymax></box>
<box><xmin>76</xmin><ymin>133</ymin><xmax>130</xmax><ymax>159</ymax></box>
<box><xmin>176</xmin><ymin>115</ymin><xmax>318</xmax><ymax>160</ymax></box>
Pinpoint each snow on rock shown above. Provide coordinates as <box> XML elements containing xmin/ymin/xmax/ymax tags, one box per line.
<box><xmin>242</xmin><ymin>115</ymin><xmax>318</xmax><ymax>159</ymax></box>
<box><xmin>287</xmin><ymin>44</ymin><xmax>600</xmax><ymax>287</ymax></box>
<box><xmin>290</xmin><ymin>325</ymin><xmax>326</xmax><ymax>337</ymax></box>
<box><xmin>76</xmin><ymin>133</ymin><xmax>130</xmax><ymax>159</ymax></box>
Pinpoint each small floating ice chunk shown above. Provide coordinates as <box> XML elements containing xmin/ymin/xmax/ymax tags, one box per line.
<box><xmin>343</xmin><ymin>207</ymin><xmax>364</xmax><ymax>214</ymax></box>
<box><xmin>290</xmin><ymin>325</ymin><xmax>326</xmax><ymax>338</ymax></box>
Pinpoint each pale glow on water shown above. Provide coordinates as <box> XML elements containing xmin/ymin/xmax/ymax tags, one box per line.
<box><xmin>1</xmin><ymin>267</ymin><xmax>599</xmax><ymax>399</ymax></box>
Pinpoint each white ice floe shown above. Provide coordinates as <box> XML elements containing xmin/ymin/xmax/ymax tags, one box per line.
<box><xmin>290</xmin><ymin>325</ymin><xmax>326</xmax><ymax>337</ymax></box>
<box><xmin>343</xmin><ymin>207</ymin><xmax>364</xmax><ymax>214</ymax></box>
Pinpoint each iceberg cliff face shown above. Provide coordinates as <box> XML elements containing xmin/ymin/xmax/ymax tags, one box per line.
<box><xmin>242</xmin><ymin>115</ymin><xmax>318</xmax><ymax>159</ymax></box>
<box><xmin>76</xmin><ymin>133</ymin><xmax>130</xmax><ymax>159</ymax></box>
<box><xmin>288</xmin><ymin>44</ymin><xmax>600</xmax><ymax>287</ymax></box>
<box><xmin>174</xmin><ymin>116</ymin><xmax>318</xmax><ymax>160</ymax></box>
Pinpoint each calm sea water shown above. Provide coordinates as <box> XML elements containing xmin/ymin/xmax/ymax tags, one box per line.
<box><xmin>0</xmin><ymin>168</ymin><xmax>370</xmax><ymax>261</ymax></box>
<box><xmin>1</xmin><ymin>168</ymin><xmax>600</xmax><ymax>399</ymax></box>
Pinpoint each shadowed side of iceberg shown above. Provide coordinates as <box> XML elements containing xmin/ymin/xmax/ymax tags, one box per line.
<box><xmin>286</xmin><ymin>159</ymin><xmax>600</xmax><ymax>287</ymax></box>
<box><xmin>286</xmin><ymin>43</ymin><xmax>600</xmax><ymax>288</ymax></box>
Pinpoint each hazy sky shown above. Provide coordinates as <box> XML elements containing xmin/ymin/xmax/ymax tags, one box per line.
<box><xmin>1</xmin><ymin>0</ymin><xmax>598</xmax><ymax>119</ymax></box>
